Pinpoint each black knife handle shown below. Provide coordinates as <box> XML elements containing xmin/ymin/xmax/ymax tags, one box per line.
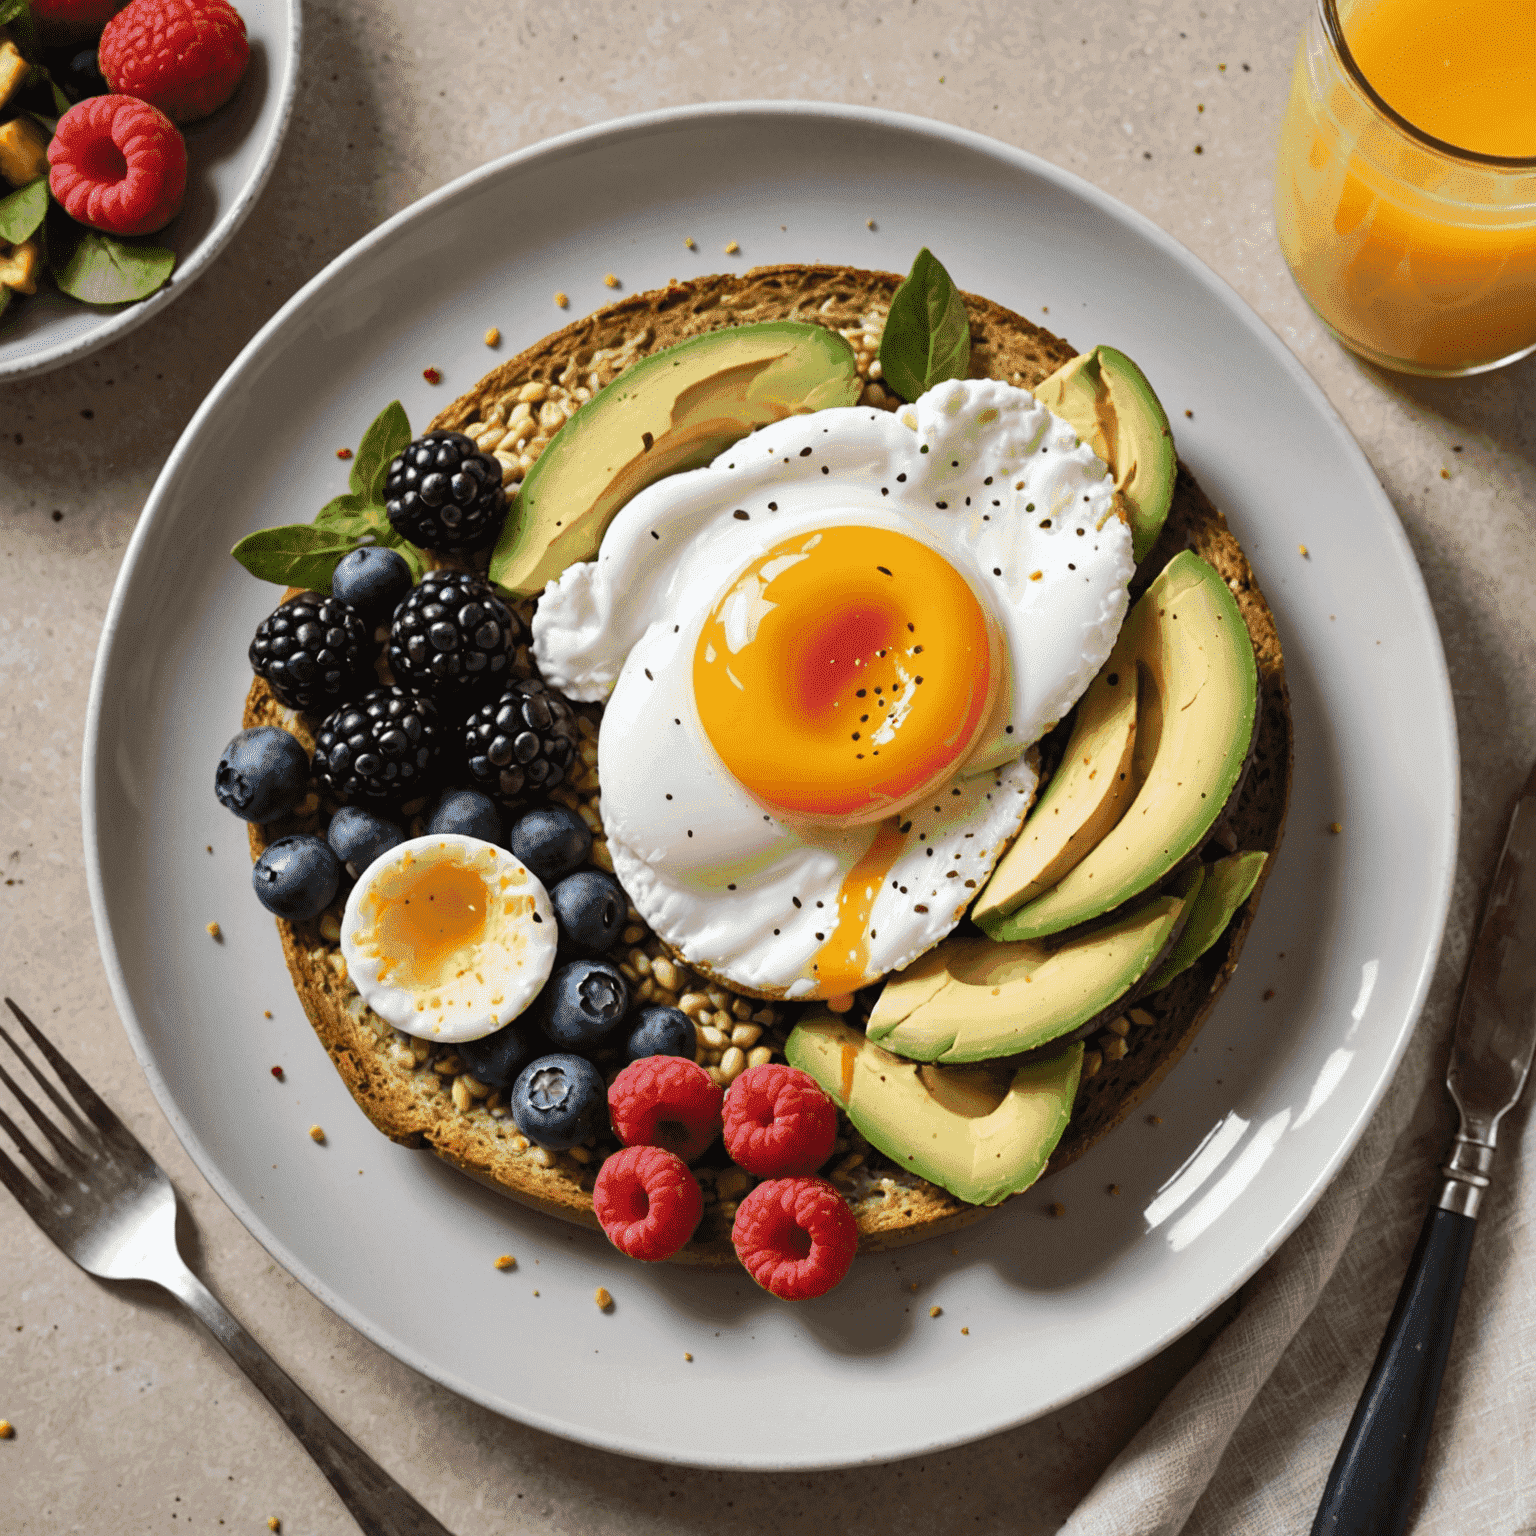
<box><xmin>1310</xmin><ymin>1206</ymin><xmax>1477</xmax><ymax>1536</ymax></box>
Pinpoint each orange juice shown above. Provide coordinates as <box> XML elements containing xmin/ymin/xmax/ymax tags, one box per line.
<box><xmin>1275</xmin><ymin>0</ymin><xmax>1536</xmax><ymax>375</ymax></box>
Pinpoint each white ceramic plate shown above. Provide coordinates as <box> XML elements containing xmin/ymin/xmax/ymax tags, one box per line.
<box><xmin>0</xmin><ymin>0</ymin><xmax>301</xmax><ymax>382</ymax></box>
<box><xmin>84</xmin><ymin>104</ymin><xmax>1458</xmax><ymax>1470</ymax></box>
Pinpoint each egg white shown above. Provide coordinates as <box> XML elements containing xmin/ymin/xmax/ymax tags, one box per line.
<box><xmin>532</xmin><ymin>379</ymin><xmax>1133</xmax><ymax>998</ymax></box>
<box><xmin>340</xmin><ymin>833</ymin><xmax>557</xmax><ymax>1041</ymax></box>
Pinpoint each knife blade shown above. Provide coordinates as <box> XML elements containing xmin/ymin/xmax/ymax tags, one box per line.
<box><xmin>1312</xmin><ymin>757</ymin><xmax>1536</xmax><ymax>1536</ymax></box>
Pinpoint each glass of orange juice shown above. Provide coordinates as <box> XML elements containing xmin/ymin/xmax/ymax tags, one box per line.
<box><xmin>1274</xmin><ymin>0</ymin><xmax>1536</xmax><ymax>376</ymax></box>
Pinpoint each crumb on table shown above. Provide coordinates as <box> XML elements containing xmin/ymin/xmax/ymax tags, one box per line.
<box><xmin>205</xmin><ymin>921</ymin><xmax>221</xmax><ymax>940</ymax></box>
<box><xmin>604</xmin><ymin>274</ymin><xmax>620</xmax><ymax>289</ymax></box>
<box><xmin>484</xmin><ymin>327</ymin><xmax>500</xmax><ymax>347</ymax></box>
<box><xmin>929</xmin><ymin>1305</ymin><xmax>942</xmax><ymax>1318</ymax></box>
<box><xmin>308</xmin><ymin>1124</ymin><xmax>325</xmax><ymax>1144</ymax></box>
<box><xmin>724</xmin><ymin>241</ymin><xmax>740</xmax><ymax>254</ymax></box>
<box><xmin>0</xmin><ymin>1419</ymin><xmax>13</xmax><ymax>1439</ymax></box>
<box><xmin>595</xmin><ymin>1286</ymin><xmax>613</xmax><ymax>1311</ymax></box>
<box><xmin>335</xmin><ymin>447</ymin><xmax>353</xmax><ymax>460</ymax></box>
<box><xmin>1048</xmin><ymin>1201</ymin><xmax>1066</xmax><ymax>1218</ymax></box>
<box><xmin>683</xmin><ymin>1352</ymin><xmax>693</xmax><ymax>1362</ymax></box>
<box><xmin>494</xmin><ymin>1254</ymin><xmax>517</xmax><ymax>1271</ymax></box>
<box><xmin>554</xmin><ymin>291</ymin><xmax>568</xmax><ymax>307</ymax></box>
<box><xmin>422</xmin><ymin>367</ymin><xmax>442</xmax><ymax>384</ymax></box>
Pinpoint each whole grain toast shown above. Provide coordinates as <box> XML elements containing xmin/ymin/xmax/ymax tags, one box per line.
<box><xmin>245</xmin><ymin>264</ymin><xmax>1291</xmax><ymax>1265</ymax></box>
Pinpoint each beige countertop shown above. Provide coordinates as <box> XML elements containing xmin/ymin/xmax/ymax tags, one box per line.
<box><xmin>3</xmin><ymin>0</ymin><xmax>1534</xmax><ymax>1531</ymax></box>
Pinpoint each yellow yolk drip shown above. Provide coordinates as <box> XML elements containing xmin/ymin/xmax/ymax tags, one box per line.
<box><xmin>692</xmin><ymin>526</ymin><xmax>999</xmax><ymax>823</ymax></box>
<box><xmin>365</xmin><ymin>855</ymin><xmax>491</xmax><ymax>991</ymax></box>
<box><xmin>808</xmin><ymin>816</ymin><xmax>909</xmax><ymax>995</ymax></box>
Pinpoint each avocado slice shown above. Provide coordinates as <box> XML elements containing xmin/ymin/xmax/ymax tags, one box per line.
<box><xmin>1147</xmin><ymin>850</ymin><xmax>1267</xmax><ymax>991</ymax></box>
<box><xmin>785</xmin><ymin>1013</ymin><xmax>1081</xmax><ymax>1206</ymax></box>
<box><xmin>1032</xmin><ymin>346</ymin><xmax>1175</xmax><ymax>564</ymax></box>
<box><xmin>980</xmin><ymin>551</ymin><xmax>1258</xmax><ymax>942</ymax></box>
<box><xmin>972</xmin><ymin>656</ymin><xmax>1139</xmax><ymax>926</ymax></box>
<box><xmin>489</xmin><ymin>321</ymin><xmax>862</xmax><ymax>596</ymax></box>
<box><xmin>868</xmin><ymin>873</ymin><xmax>1197</xmax><ymax>1063</ymax></box>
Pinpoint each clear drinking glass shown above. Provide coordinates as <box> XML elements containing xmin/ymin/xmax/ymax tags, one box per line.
<box><xmin>1274</xmin><ymin>0</ymin><xmax>1536</xmax><ymax>377</ymax></box>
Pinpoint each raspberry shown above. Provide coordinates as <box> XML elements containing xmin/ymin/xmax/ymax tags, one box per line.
<box><xmin>722</xmin><ymin>1064</ymin><xmax>837</xmax><ymax>1178</ymax></box>
<box><xmin>730</xmin><ymin>1178</ymin><xmax>858</xmax><ymax>1300</ymax></box>
<box><xmin>99</xmin><ymin>0</ymin><xmax>249</xmax><ymax>124</ymax></box>
<box><xmin>48</xmin><ymin>95</ymin><xmax>186</xmax><ymax>237</ymax></box>
<box><xmin>607</xmin><ymin>1056</ymin><xmax>722</xmax><ymax>1164</ymax></box>
<box><xmin>593</xmin><ymin>1145</ymin><xmax>703</xmax><ymax>1261</ymax></box>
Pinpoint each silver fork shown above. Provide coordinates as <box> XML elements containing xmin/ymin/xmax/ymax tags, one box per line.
<box><xmin>0</xmin><ymin>998</ymin><xmax>456</xmax><ymax>1536</ymax></box>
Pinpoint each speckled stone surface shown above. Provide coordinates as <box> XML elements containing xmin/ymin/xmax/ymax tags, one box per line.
<box><xmin>3</xmin><ymin>1</ymin><xmax>1534</xmax><ymax>1532</ymax></box>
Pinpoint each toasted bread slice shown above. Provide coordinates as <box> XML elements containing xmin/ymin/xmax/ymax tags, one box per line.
<box><xmin>244</xmin><ymin>265</ymin><xmax>1291</xmax><ymax>1264</ymax></box>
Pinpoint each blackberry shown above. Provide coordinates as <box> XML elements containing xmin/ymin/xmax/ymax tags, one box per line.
<box><xmin>464</xmin><ymin>677</ymin><xmax>579</xmax><ymax>803</ymax></box>
<box><xmin>249</xmin><ymin>593</ymin><xmax>375</xmax><ymax>713</ymax></box>
<box><xmin>387</xmin><ymin>570</ymin><xmax>520</xmax><ymax>702</ymax></box>
<box><xmin>313</xmin><ymin>686</ymin><xmax>442</xmax><ymax>804</ymax></box>
<box><xmin>383</xmin><ymin>431</ymin><xmax>507</xmax><ymax>553</ymax></box>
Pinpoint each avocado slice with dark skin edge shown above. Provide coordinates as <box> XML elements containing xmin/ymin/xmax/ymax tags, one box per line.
<box><xmin>1032</xmin><ymin>346</ymin><xmax>1176</xmax><ymax>565</ymax></box>
<box><xmin>1148</xmin><ymin>850</ymin><xmax>1267</xmax><ymax>992</ymax></box>
<box><xmin>867</xmin><ymin>875</ymin><xmax>1198</xmax><ymax>1064</ymax></box>
<box><xmin>979</xmin><ymin>551</ymin><xmax>1258</xmax><ymax>944</ymax></box>
<box><xmin>785</xmin><ymin>1013</ymin><xmax>1082</xmax><ymax>1207</ymax></box>
<box><xmin>971</xmin><ymin>642</ymin><xmax>1140</xmax><ymax>925</ymax></box>
<box><xmin>488</xmin><ymin>320</ymin><xmax>862</xmax><ymax>597</ymax></box>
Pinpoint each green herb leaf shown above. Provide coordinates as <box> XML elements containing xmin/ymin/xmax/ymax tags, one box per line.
<box><xmin>349</xmin><ymin>400</ymin><xmax>411</xmax><ymax>502</ymax></box>
<box><xmin>312</xmin><ymin>490</ymin><xmax>426</xmax><ymax>581</ymax></box>
<box><xmin>47</xmin><ymin>77</ymin><xmax>68</xmax><ymax>116</ymax></box>
<box><xmin>52</xmin><ymin>229</ymin><xmax>175</xmax><ymax>305</ymax></box>
<box><xmin>0</xmin><ymin>177</ymin><xmax>46</xmax><ymax>246</ymax></box>
<box><xmin>230</xmin><ymin>524</ymin><xmax>365</xmax><ymax>592</ymax></box>
<box><xmin>877</xmin><ymin>247</ymin><xmax>971</xmax><ymax>402</ymax></box>
<box><xmin>0</xmin><ymin>0</ymin><xmax>31</xmax><ymax>27</ymax></box>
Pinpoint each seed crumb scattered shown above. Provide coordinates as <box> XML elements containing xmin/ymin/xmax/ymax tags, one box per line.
<box><xmin>1194</xmin><ymin>144</ymin><xmax>1204</xmax><ymax>154</ymax></box>
<box><xmin>532</xmin><ymin>1289</ymin><xmax>540</xmax><ymax>1296</ymax></box>
<box><xmin>950</xmin><ymin>1248</ymin><xmax>959</xmax><ymax>1256</ymax></box>
<box><xmin>308</xmin><ymin>1124</ymin><xmax>325</xmax><ymax>1144</ymax></box>
<box><xmin>684</xmin><ymin>237</ymin><xmax>695</xmax><ymax>249</ymax></box>
<box><xmin>1298</xmin><ymin>543</ymin><xmax>1309</xmax><ymax>557</ymax></box>
<box><xmin>271</xmin><ymin>1066</ymin><xmax>284</xmax><ymax>1081</ymax></box>
<box><xmin>595</xmin><ymin>1287</ymin><xmax>613</xmax><ymax>1311</ymax></box>
<box><xmin>494</xmin><ymin>1254</ymin><xmax>517</xmax><ymax>1271</ymax></box>
<box><xmin>422</xmin><ymin>367</ymin><xmax>442</xmax><ymax>384</ymax></box>
<box><xmin>0</xmin><ymin>1419</ymin><xmax>13</xmax><ymax>1438</ymax></box>
<box><xmin>1106</xmin><ymin>1183</ymin><xmax>1119</xmax><ymax>1195</ymax></box>
<box><xmin>961</xmin><ymin>1326</ymin><xmax>969</xmax><ymax>1335</ymax></box>
<box><xmin>205</xmin><ymin>921</ymin><xmax>221</xmax><ymax>940</ymax></box>
<box><xmin>604</xmin><ymin>274</ymin><xmax>620</xmax><ymax>289</ymax></box>
<box><xmin>205</xmin><ymin>845</ymin><xmax>213</xmax><ymax>853</ymax></box>
<box><xmin>1440</xmin><ymin>467</ymin><xmax>1451</xmax><ymax>479</ymax></box>
<box><xmin>263</xmin><ymin>1010</ymin><xmax>272</xmax><ymax>1019</ymax></box>
<box><xmin>1329</xmin><ymin>821</ymin><xmax>1344</xmax><ymax>834</ymax></box>
<box><xmin>266</xmin><ymin>1520</ymin><xmax>280</xmax><ymax>1533</ymax></box>
<box><xmin>335</xmin><ymin>447</ymin><xmax>353</xmax><ymax>460</ymax></box>
<box><xmin>929</xmin><ymin>1305</ymin><xmax>942</xmax><ymax>1318</ymax></box>
<box><xmin>724</xmin><ymin>240</ymin><xmax>740</xmax><ymax>254</ymax></box>
<box><xmin>1184</xmin><ymin>408</ymin><xmax>1194</xmax><ymax>418</ymax></box>
<box><xmin>684</xmin><ymin>1351</ymin><xmax>693</xmax><ymax>1361</ymax></box>
<box><xmin>908</xmin><ymin>1281</ymin><xmax>919</xmax><ymax>1292</ymax></box>
<box><xmin>554</xmin><ymin>291</ymin><xmax>569</xmax><ymax>308</ymax></box>
<box><xmin>484</xmin><ymin>326</ymin><xmax>500</xmax><ymax>347</ymax></box>
<box><xmin>1048</xmin><ymin>1201</ymin><xmax>1066</xmax><ymax>1218</ymax></box>
<box><xmin>1147</xmin><ymin>1114</ymin><xmax>1163</xmax><ymax>1126</ymax></box>
<box><xmin>866</xmin><ymin>218</ymin><xmax>876</xmax><ymax>230</ymax></box>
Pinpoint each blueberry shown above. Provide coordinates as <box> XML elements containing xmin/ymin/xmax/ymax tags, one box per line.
<box><xmin>535</xmin><ymin>959</ymin><xmax>630</xmax><ymax>1048</ymax></box>
<box><xmin>252</xmin><ymin>835</ymin><xmax>341</xmax><ymax>920</ymax></box>
<box><xmin>508</xmin><ymin>804</ymin><xmax>591</xmax><ymax>884</ymax></box>
<box><xmin>426</xmin><ymin>787</ymin><xmax>503</xmax><ymax>843</ymax></box>
<box><xmin>215</xmin><ymin>727</ymin><xmax>310</xmax><ymax>823</ymax></box>
<box><xmin>330</xmin><ymin>547</ymin><xmax>413</xmax><ymax>625</ymax></box>
<box><xmin>624</xmin><ymin>1005</ymin><xmax>696</xmax><ymax>1063</ymax></box>
<box><xmin>326</xmin><ymin>805</ymin><xmax>405</xmax><ymax>876</ymax></box>
<box><xmin>454</xmin><ymin>1018</ymin><xmax>535</xmax><ymax>1089</ymax></box>
<box><xmin>510</xmin><ymin>1053</ymin><xmax>605</xmax><ymax>1151</ymax></box>
<box><xmin>551</xmin><ymin>869</ymin><xmax>626</xmax><ymax>955</ymax></box>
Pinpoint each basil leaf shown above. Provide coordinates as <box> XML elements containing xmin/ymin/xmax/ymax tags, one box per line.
<box><xmin>877</xmin><ymin>247</ymin><xmax>971</xmax><ymax>402</ymax></box>
<box><xmin>0</xmin><ymin>0</ymin><xmax>31</xmax><ymax>27</ymax></box>
<box><xmin>47</xmin><ymin>77</ymin><xmax>68</xmax><ymax>116</ymax></box>
<box><xmin>313</xmin><ymin>491</ymin><xmax>374</xmax><ymax>532</ymax></box>
<box><xmin>53</xmin><ymin>229</ymin><xmax>174</xmax><ymax>304</ymax></box>
<box><xmin>0</xmin><ymin>177</ymin><xmax>46</xmax><ymax>246</ymax></box>
<box><xmin>230</xmin><ymin>524</ymin><xmax>363</xmax><ymax>591</ymax></box>
<box><xmin>369</xmin><ymin>520</ymin><xmax>426</xmax><ymax>581</ymax></box>
<box><xmin>349</xmin><ymin>400</ymin><xmax>411</xmax><ymax>502</ymax></box>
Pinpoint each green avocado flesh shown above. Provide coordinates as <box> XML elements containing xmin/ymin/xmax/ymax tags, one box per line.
<box><xmin>1148</xmin><ymin>850</ymin><xmax>1267</xmax><ymax>991</ymax></box>
<box><xmin>972</xmin><ymin>647</ymin><xmax>1140</xmax><ymax>926</ymax></box>
<box><xmin>1032</xmin><ymin>346</ymin><xmax>1175</xmax><ymax>564</ymax></box>
<box><xmin>785</xmin><ymin>1014</ymin><xmax>1081</xmax><ymax>1206</ymax></box>
<box><xmin>865</xmin><ymin>889</ymin><xmax>1191</xmax><ymax>1063</ymax></box>
<box><xmin>981</xmin><ymin>551</ymin><xmax>1258</xmax><ymax>943</ymax></box>
<box><xmin>488</xmin><ymin>320</ymin><xmax>862</xmax><ymax>596</ymax></box>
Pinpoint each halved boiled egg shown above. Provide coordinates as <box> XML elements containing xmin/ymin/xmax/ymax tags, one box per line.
<box><xmin>340</xmin><ymin>834</ymin><xmax>557</xmax><ymax>1042</ymax></box>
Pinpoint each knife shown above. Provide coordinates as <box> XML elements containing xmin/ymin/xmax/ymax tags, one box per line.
<box><xmin>1311</xmin><ymin>757</ymin><xmax>1536</xmax><ymax>1536</ymax></box>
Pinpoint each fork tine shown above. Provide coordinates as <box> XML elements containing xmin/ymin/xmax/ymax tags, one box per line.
<box><xmin>0</xmin><ymin>1141</ymin><xmax>50</xmax><ymax>1226</ymax></box>
<box><xmin>3</xmin><ymin>999</ymin><xmax>122</xmax><ymax>1146</ymax></box>
<box><xmin>0</xmin><ymin>1057</ymin><xmax>91</xmax><ymax>1171</ymax></box>
<box><xmin>0</xmin><ymin>1097</ymin><xmax>71</xmax><ymax>1190</ymax></box>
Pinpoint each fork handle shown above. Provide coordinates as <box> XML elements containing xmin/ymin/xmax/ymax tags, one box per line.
<box><xmin>158</xmin><ymin>1262</ymin><xmax>456</xmax><ymax>1536</ymax></box>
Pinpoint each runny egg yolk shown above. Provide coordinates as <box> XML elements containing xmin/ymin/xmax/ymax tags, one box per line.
<box><xmin>693</xmin><ymin>526</ymin><xmax>1000</xmax><ymax>823</ymax></box>
<box><xmin>364</xmin><ymin>855</ymin><xmax>491</xmax><ymax>990</ymax></box>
